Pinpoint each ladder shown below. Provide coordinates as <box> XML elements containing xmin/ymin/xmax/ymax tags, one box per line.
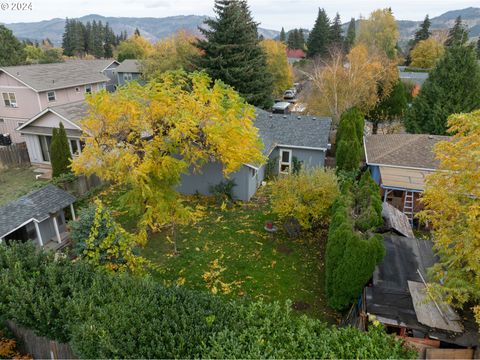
<box><xmin>403</xmin><ymin>191</ymin><xmax>415</xmax><ymax>227</ymax></box>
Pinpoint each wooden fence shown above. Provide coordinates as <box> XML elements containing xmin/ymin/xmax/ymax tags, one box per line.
<box><xmin>0</xmin><ymin>143</ymin><xmax>30</xmax><ymax>169</ymax></box>
<box><xmin>6</xmin><ymin>320</ymin><xmax>77</xmax><ymax>359</ymax></box>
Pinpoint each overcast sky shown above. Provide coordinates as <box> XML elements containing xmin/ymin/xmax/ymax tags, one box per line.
<box><xmin>2</xmin><ymin>0</ymin><xmax>479</xmax><ymax>29</ymax></box>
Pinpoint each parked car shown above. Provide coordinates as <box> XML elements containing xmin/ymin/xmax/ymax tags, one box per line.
<box><xmin>283</xmin><ymin>89</ymin><xmax>295</xmax><ymax>100</ymax></box>
<box><xmin>272</xmin><ymin>101</ymin><xmax>292</xmax><ymax>114</ymax></box>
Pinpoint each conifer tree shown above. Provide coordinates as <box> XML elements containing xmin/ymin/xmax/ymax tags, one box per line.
<box><xmin>330</xmin><ymin>13</ymin><xmax>343</xmax><ymax>49</ymax></box>
<box><xmin>0</xmin><ymin>25</ymin><xmax>26</xmax><ymax>66</ymax></box>
<box><xmin>445</xmin><ymin>16</ymin><xmax>469</xmax><ymax>47</ymax></box>
<box><xmin>197</xmin><ymin>0</ymin><xmax>273</xmax><ymax>109</ymax></box>
<box><xmin>405</xmin><ymin>43</ymin><xmax>480</xmax><ymax>134</ymax></box>
<box><xmin>477</xmin><ymin>38</ymin><xmax>480</xmax><ymax>59</ymax></box>
<box><xmin>343</xmin><ymin>18</ymin><xmax>356</xmax><ymax>52</ymax></box>
<box><xmin>307</xmin><ymin>8</ymin><xmax>331</xmax><ymax>58</ymax></box>
<box><xmin>134</xmin><ymin>28</ymin><xmax>141</xmax><ymax>37</ymax></box>
<box><xmin>298</xmin><ymin>29</ymin><xmax>305</xmax><ymax>49</ymax></box>
<box><xmin>279</xmin><ymin>27</ymin><xmax>286</xmax><ymax>43</ymax></box>
<box><xmin>50</xmin><ymin>123</ymin><xmax>72</xmax><ymax>178</ymax></box>
<box><xmin>413</xmin><ymin>15</ymin><xmax>431</xmax><ymax>44</ymax></box>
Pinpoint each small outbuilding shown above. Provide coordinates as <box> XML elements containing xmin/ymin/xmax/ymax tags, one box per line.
<box><xmin>0</xmin><ymin>185</ymin><xmax>76</xmax><ymax>250</ymax></box>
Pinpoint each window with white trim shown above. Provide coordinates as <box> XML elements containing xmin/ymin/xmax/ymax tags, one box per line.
<box><xmin>2</xmin><ymin>92</ymin><xmax>17</xmax><ymax>107</ymax></box>
<box><xmin>47</xmin><ymin>91</ymin><xmax>56</xmax><ymax>102</ymax></box>
<box><xmin>85</xmin><ymin>84</ymin><xmax>92</xmax><ymax>94</ymax></box>
<box><xmin>69</xmin><ymin>138</ymin><xmax>82</xmax><ymax>156</ymax></box>
<box><xmin>279</xmin><ymin>149</ymin><xmax>292</xmax><ymax>174</ymax></box>
<box><xmin>97</xmin><ymin>83</ymin><xmax>106</xmax><ymax>90</ymax></box>
<box><xmin>123</xmin><ymin>73</ymin><xmax>133</xmax><ymax>81</ymax></box>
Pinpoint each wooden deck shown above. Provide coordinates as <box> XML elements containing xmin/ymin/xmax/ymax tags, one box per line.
<box><xmin>43</xmin><ymin>232</ymin><xmax>70</xmax><ymax>251</ymax></box>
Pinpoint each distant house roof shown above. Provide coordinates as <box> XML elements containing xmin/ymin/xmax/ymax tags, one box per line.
<box><xmin>286</xmin><ymin>49</ymin><xmax>306</xmax><ymax>59</ymax></box>
<box><xmin>364</xmin><ymin>134</ymin><xmax>450</xmax><ymax>170</ymax></box>
<box><xmin>116</xmin><ymin>59</ymin><xmax>141</xmax><ymax>74</ymax></box>
<box><xmin>254</xmin><ymin>108</ymin><xmax>331</xmax><ymax>155</ymax></box>
<box><xmin>0</xmin><ymin>185</ymin><xmax>76</xmax><ymax>239</ymax></box>
<box><xmin>17</xmin><ymin>100</ymin><xmax>88</xmax><ymax>135</ymax></box>
<box><xmin>398</xmin><ymin>66</ymin><xmax>429</xmax><ymax>86</ymax></box>
<box><xmin>0</xmin><ymin>60</ymin><xmax>115</xmax><ymax>92</ymax></box>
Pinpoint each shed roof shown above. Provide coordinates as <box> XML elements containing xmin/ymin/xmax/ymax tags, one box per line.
<box><xmin>0</xmin><ymin>185</ymin><xmax>76</xmax><ymax>239</ymax></box>
<box><xmin>0</xmin><ymin>60</ymin><xmax>114</xmax><ymax>92</ymax></box>
<box><xmin>364</xmin><ymin>134</ymin><xmax>450</xmax><ymax>170</ymax></box>
<box><xmin>254</xmin><ymin>108</ymin><xmax>331</xmax><ymax>155</ymax></box>
<box><xmin>116</xmin><ymin>59</ymin><xmax>141</xmax><ymax>73</ymax></box>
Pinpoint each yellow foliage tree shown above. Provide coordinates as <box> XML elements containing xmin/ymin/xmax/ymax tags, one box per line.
<box><xmin>410</xmin><ymin>38</ymin><xmax>445</xmax><ymax>69</ymax></box>
<box><xmin>357</xmin><ymin>8</ymin><xmax>399</xmax><ymax>59</ymax></box>
<box><xmin>307</xmin><ymin>44</ymin><xmax>398</xmax><ymax>122</ymax></box>
<box><xmin>271</xmin><ymin>168</ymin><xmax>339</xmax><ymax>230</ymax></box>
<box><xmin>419</xmin><ymin>110</ymin><xmax>480</xmax><ymax>325</ymax></box>
<box><xmin>116</xmin><ymin>34</ymin><xmax>153</xmax><ymax>62</ymax></box>
<box><xmin>260</xmin><ymin>39</ymin><xmax>293</xmax><ymax>98</ymax></box>
<box><xmin>72</xmin><ymin>71</ymin><xmax>265</xmax><ymax>247</ymax></box>
<box><xmin>141</xmin><ymin>31</ymin><xmax>200</xmax><ymax>79</ymax></box>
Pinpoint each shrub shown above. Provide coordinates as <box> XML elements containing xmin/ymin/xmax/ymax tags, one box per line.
<box><xmin>336</xmin><ymin>108</ymin><xmax>364</xmax><ymax>173</ymax></box>
<box><xmin>209</xmin><ymin>179</ymin><xmax>236</xmax><ymax>203</ymax></box>
<box><xmin>0</xmin><ymin>243</ymin><xmax>416</xmax><ymax>359</ymax></box>
<box><xmin>271</xmin><ymin>168</ymin><xmax>339</xmax><ymax>230</ymax></box>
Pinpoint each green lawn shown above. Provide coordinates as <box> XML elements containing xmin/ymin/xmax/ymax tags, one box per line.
<box><xmin>101</xmin><ymin>187</ymin><xmax>340</xmax><ymax>323</ymax></box>
<box><xmin>0</xmin><ymin>167</ymin><xmax>46</xmax><ymax>205</ymax></box>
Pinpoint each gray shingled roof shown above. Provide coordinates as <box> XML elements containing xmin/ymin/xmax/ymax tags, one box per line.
<box><xmin>254</xmin><ymin>108</ymin><xmax>331</xmax><ymax>155</ymax></box>
<box><xmin>50</xmin><ymin>101</ymin><xmax>89</xmax><ymax>126</ymax></box>
<box><xmin>364</xmin><ymin>134</ymin><xmax>450</xmax><ymax>170</ymax></box>
<box><xmin>0</xmin><ymin>185</ymin><xmax>76</xmax><ymax>238</ymax></box>
<box><xmin>0</xmin><ymin>60</ymin><xmax>113</xmax><ymax>92</ymax></box>
<box><xmin>116</xmin><ymin>59</ymin><xmax>141</xmax><ymax>73</ymax></box>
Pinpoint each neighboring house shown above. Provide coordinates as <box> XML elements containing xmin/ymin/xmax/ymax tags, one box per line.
<box><xmin>398</xmin><ymin>66</ymin><xmax>429</xmax><ymax>97</ymax></box>
<box><xmin>178</xmin><ymin>109</ymin><xmax>331</xmax><ymax>201</ymax></box>
<box><xmin>364</xmin><ymin>134</ymin><xmax>449</xmax><ymax>225</ymax></box>
<box><xmin>363</xmin><ymin>234</ymin><xmax>478</xmax><ymax>357</ymax></box>
<box><xmin>0</xmin><ymin>185</ymin><xmax>76</xmax><ymax>251</ymax></box>
<box><xmin>17</xmin><ymin>101</ymin><xmax>87</xmax><ymax>173</ymax></box>
<box><xmin>286</xmin><ymin>49</ymin><xmax>306</xmax><ymax>64</ymax></box>
<box><xmin>116</xmin><ymin>59</ymin><xmax>142</xmax><ymax>86</ymax></box>
<box><xmin>0</xmin><ymin>60</ymin><xmax>118</xmax><ymax>143</ymax></box>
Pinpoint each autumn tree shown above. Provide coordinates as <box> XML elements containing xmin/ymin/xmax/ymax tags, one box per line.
<box><xmin>72</xmin><ymin>71</ymin><xmax>264</xmax><ymax>248</ymax></box>
<box><xmin>357</xmin><ymin>8</ymin><xmax>399</xmax><ymax>59</ymax></box>
<box><xmin>418</xmin><ymin>110</ymin><xmax>480</xmax><ymax>326</ymax></box>
<box><xmin>307</xmin><ymin>44</ymin><xmax>397</xmax><ymax>123</ymax></box>
<box><xmin>307</xmin><ymin>8</ymin><xmax>331</xmax><ymax>58</ymax></box>
<box><xmin>260</xmin><ymin>39</ymin><xmax>293</xmax><ymax>98</ymax></box>
<box><xmin>196</xmin><ymin>0</ymin><xmax>273</xmax><ymax>109</ymax></box>
<box><xmin>116</xmin><ymin>33</ymin><xmax>153</xmax><ymax>62</ymax></box>
<box><xmin>410</xmin><ymin>38</ymin><xmax>445</xmax><ymax>68</ymax></box>
<box><xmin>141</xmin><ymin>31</ymin><xmax>200</xmax><ymax>79</ymax></box>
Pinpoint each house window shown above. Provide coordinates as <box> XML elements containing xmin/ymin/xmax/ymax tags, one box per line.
<box><xmin>2</xmin><ymin>92</ymin><xmax>17</xmax><ymax>107</ymax></box>
<box><xmin>39</xmin><ymin>135</ymin><xmax>52</xmax><ymax>162</ymax></box>
<box><xmin>123</xmin><ymin>73</ymin><xmax>133</xmax><ymax>81</ymax></box>
<box><xmin>85</xmin><ymin>84</ymin><xmax>92</xmax><ymax>94</ymax></box>
<box><xmin>0</xmin><ymin>118</ymin><xmax>4</xmax><ymax>123</ymax></box>
<box><xmin>97</xmin><ymin>83</ymin><xmax>106</xmax><ymax>91</ymax></box>
<box><xmin>47</xmin><ymin>91</ymin><xmax>56</xmax><ymax>102</ymax></box>
<box><xmin>279</xmin><ymin>149</ymin><xmax>292</xmax><ymax>174</ymax></box>
<box><xmin>69</xmin><ymin>138</ymin><xmax>81</xmax><ymax>156</ymax></box>
<box><xmin>250</xmin><ymin>168</ymin><xmax>257</xmax><ymax>178</ymax></box>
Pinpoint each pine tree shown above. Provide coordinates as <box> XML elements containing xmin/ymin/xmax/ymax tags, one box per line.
<box><xmin>343</xmin><ymin>18</ymin><xmax>356</xmax><ymax>52</ymax></box>
<box><xmin>405</xmin><ymin>44</ymin><xmax>480</xmax><ymax>134</ymax></box>
<box><xmin>0</xmin><ymin>25</ymin><xmax>26</xmax><ymax>66</ymax></box>
<box><xmin>279</xmin><ymin>27</ymin><xmax>286</xmax><ymax>43</ymax></box>
<box><xmin>307</xmin><ymin>8</ymin><xmax>331</xmax><ymax>58</ymax></box>
<box><xmin>413</xmin><ymin>15</ymin><xmax>431</xmax><ymax>44</ymax></box>
<box><xmin>197</xmin><ymin>0</ymin><xmax>273</xmax><ymax>109</ymax></box>
<box><xmin>445</xmin><ymin>16</ymin><xmax>469</xmax><ymax>47</ymax></box>
<box><xmin>134</xmin><ymin>28</ymin><xmax>141</xmax><ymax>37</ymax></box>
<box><xmin>287</xmin><ymin>29</ymin><xmax>299</xmax><ymax>49</ymax></box>
<box><xmin>330</xmin><ymin>13</ymin><xmax>343</xmax><ymax>49</ymax></box>
<box><xmin>50</xmin><ymin>123</ymin><xmax>72</xmax><ymax>178</ymax></box>
<box><xmin>477</xmin><ymin>38</ymin><xmax>480</xmax><ymax>59</ymax></box>
<box><xmin>298</xmin><ymin>29</ymin><xmax>305</xmax><ymax>49</ymax></box>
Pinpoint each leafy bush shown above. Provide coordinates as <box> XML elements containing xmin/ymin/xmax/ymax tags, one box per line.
<box><xmin>271</xmin><ymin>169</ymin><xmax>339</xmax><ymax>230</ymax></box>
<box><xmin>209</xmin><ymin>179</ymin><xmax>236</xmax><ymax>203</ymax></box>
<box><xmin>0</xmin><ymin>243</ymin><xmax>416</xmax><ymax>359</ymax></box>
<box><xmin>264</xmin><ymin>156</ymin><xmax>278</xmax><ymax>181</ymax></box>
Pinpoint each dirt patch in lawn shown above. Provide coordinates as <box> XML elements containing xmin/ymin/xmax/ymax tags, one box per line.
<box><xmin>276</xmin><ymin>243</ymin><xmax>293</xmax><ymax>255</ymax></box>
<box><xmin>292</xmin><ymin>301</ymin><xmax>311</xmax><ymax>311</ymax></box>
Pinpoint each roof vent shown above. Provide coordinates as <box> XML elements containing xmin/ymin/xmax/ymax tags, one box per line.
<box><xmin>428</xmin><ymin>135</ymin><xmax>434</xmax><ymax>139</ymax></box>
<box><xmin>312</xmin><ymin>117</ymin><xmax>317</xmax><ymax>121</ymax></box>
<box><xmin>297</xmin><ymin>116</ymin><xmax>301</xmax><ymax>120</ymax></box>
<box><xmin>283</xmin><ymin>115</ymin><xmax>287</xmax><ymax>119</ymax></box>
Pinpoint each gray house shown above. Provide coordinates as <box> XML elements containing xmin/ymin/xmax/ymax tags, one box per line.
<box><xmin>178</xmin><ymin>109</ymin><xmax>332</xmax><ymax>201</ymax></box>
<box><xmin>0</xmin><ymin>185</ymin><xmax>76</xmax><ymax>250</ymax></box>
<box><xmin>116</xmin><ymin>59</ymin><xmax>142</xmax><ymax>86</ymax></box>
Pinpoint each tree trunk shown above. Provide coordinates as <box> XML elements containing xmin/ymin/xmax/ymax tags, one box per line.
<box><xmin>172</xmin><ymin>221</ymin><xmax>178</xmax><ymax>255</ymax></box>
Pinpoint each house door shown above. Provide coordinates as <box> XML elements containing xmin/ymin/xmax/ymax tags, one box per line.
<box><xmin>279</xmin><ymin>149</ymin><xmax>292</xmax><ymax>174</ymax></box>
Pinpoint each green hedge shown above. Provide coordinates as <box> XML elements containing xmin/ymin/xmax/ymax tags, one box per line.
<box><xmin>0</xmin><ymin>243</ymin><xmax>415</xmax><ymax>359</ymax></box>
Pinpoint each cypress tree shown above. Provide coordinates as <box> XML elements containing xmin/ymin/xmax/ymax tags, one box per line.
<box><xmin>0</xmin><ymin>25</ymin><xmax>26</xmax><ymax>66</ymax></box>
<box><xmin>50</xmin><ymin>123</ymin><xmax>72</xmax><ymax>178</ymax></box>
<box><xmin>405</xmin><ymin>44</ymin><xmax>480</xmax><ymax>134</ymax></box>
<box><xmin>343</xmin><ymin>18</ymin><xmax>356</xmax><ymax>52</ymax></box>
<box><xmin>134</xmin><ymin>28</ymin><xmax>141</xmax><ymax>37</ymax></box>
<box><xmin>197</xmin><ymin>0</ymin><xmax>273</xmax><ymax>109</ymax></box>
<box><xmin>307</xmin><ymin>8</ymin><xmax>331</xmax><ymax>58</ymax></box>
<box><xmin>330</xmin><ymin>13</ymin><xmax>343</xmax><ymax>49</ymax></box>
<box><xmin>279</xmin><ymin>27</ymin><xmax>286</xmax><ymax>43</ymax></box>
<box><xmin>336</xmin><ymin>108</ymin><xmax>364</xmax><ymax>172</ymax></box>
<box><xmin>445</xmin><ymin>16</ymin><xmax>469</xmax><ymax>47</ymax></box>
<box><xmin>413</xmin><ymin>15</ymin><xmax>431</xmax><ymax>44</ymax></box>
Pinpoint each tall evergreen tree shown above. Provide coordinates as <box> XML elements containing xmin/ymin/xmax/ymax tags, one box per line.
<box><xmin>197</xmin><ymin>0</ymin><xmax>273</xmax><ymax>109</ymax></box>
<box><xmin>477</xmin><ymin>38</ymin><xmax>480</xmax><ymax>59</ymax></box>
<box><xmin>0</xmin><ymin>25</ymin><xmax>26</xmax><ymax>66</ymax></box>
<box><xmin>134</xmin><ymin>28</ymin><xmax>141</xmax><ymax>37</ymax></box>
<box><xmin>287</xmin><ymin>29</ymin><xmax>300</xmax><ymax>49</ymax></box>
<box><xmin>405</xmin><ymin>44</ymin><xmax>480</xmax><ymax>134</ymax></box>
<box><xmin>298</xmin><ymin>29</ymin><xmax>305</xmax><ymax>49</ymax></box>
<box><xmin>279</xmin><ymin>27</ymin><xmax>286</xmax><ymax>43</ymax></box>
<box><xmin>307</xmin><ymin>8</ymin><xmax>331</xmax><ymax>58</ymax></box>
<box><xmin>343</xmin><ymin>18</ymin><xmax>356</xmax><ymax>52</ymax></box>
<box><xmin>50</xmin><ymin>123</ymin><xmax>72</xmax><ymax>178</ymax></box>
<box><xmin>413</xmin><ymin>15</ymin><xmax>431</xmax><ymax>44</ymax></box>
<box><xmin>330</xmin><ymin>13</ymin><xmax>343</xmax><ymax>49</ymax></box>
<box><xmin>445</xmin><ymin>16</ymin><xmax>469</xmax><ymax>47</ymax></box>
